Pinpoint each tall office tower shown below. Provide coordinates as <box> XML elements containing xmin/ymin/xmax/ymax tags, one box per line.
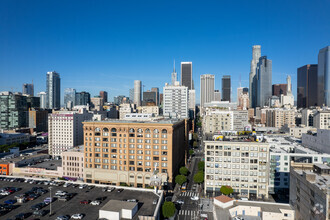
<box><xmin>91</xmin><ymin>96</ymin><xmax>104</xmax><ymax>111</ymax></box>
<box><xmin>22</xmin><ymin>83</ymin><xmax>34</xmax><ymax>96</ymax></box>
<box><xmin>151</xmin><ymin>87</ymin><xmax>159</xmax><ymax>106</ymax></box>
<box><xmin>129</xmin><ymin>88</ymin><xmax>134</xmax><ymax>104</ymax></box>
<box><xmin>272</xmin><ymin>84</ymin><xmax>287</xmax><ymax>97</ymax></box>
<box><xmin>281</xmin><ymin>75</ymin><xmax>294</xmax><ymax>107</ymax></box>
<box><xmin>134</xmin><ymin>80</ymin><xmax>142</xmax><ymax>107</ymax></box>
<box><xmin>221</xmin><ymin>75</ymin><xmax>231</xmax><ymax>101</ymax></box>
<box><xmin>237</xmin><ymin>87</ymin><xmax>243</xmax><ymax>103</ymax></box>
<box><xmin>143</xmin><ymin>90</ymin><xmax>157</xmax><ymax>106</ymax></box>
<box><xmin>214</xmin><ymin>90</ymin><xmax>221</xmax><ymax>101</ymax></box>
<box><xmin>257</xmin><ymin>56</ymin><xmax>272</xmax><ymax>107</ymax></box>
<box><xmin>75</xmin><ymin>91</ymin><xmax>91</xmax><ymax>106</ymax></box>
<box><xmin>297</xmin><ymin>64</ymin><xmax>318</xmax><ymax>108</ymax></box>
<box><xmin>48</xmin><ymin>107</ymin><xmax>93</xmax><ymax>157</ymax></box>
<box><xmin>171</xmin><ymin>60</ymin><xmax>177</xmax><ymax>85</ymax></box>
<box><xmin>249</xmin><ymin>45</ymin><xmax>261</xmax><ymax>108</ymax></box>
<box><xmin>64</xmin><ymin>88</ymin><xmax>76</xmax><ymax>109</ymax></box>
<box><xmin>38</xmin><ymin>92</ymin><xmax>47</xmax><ymax>109</ymax></box>
<box><xmin>163</xmin><ymin>83</ymin><xmax>188</xmax><ymax>119</ymax></box>
<box><xmin>188</xmin><ymin>89</ymin><xmax>196</xmax><ymax>118</ymax></box>
<box><xmin>317</xmin><ymin>46</ymin><xmax>330</xmax><ymax>106</ymax></box>
<box><xmin>200</xmin><ymin>74</ymin><xmax>215</xmax><ymax>108</ymax></box>
<box><xmin>0</xmin><ymin>92</ymin><xmax>28</xmax><ymax>130</ymax></box>
<box><xmin>181</xmin><ymin>62</ymin><xmax>193</xmax><ymax>90</ymax></box>
<box><xmin>46</xmin><ymin>71</ymin><xmax>61</xmax><ymax>109</ymax></box>
<box><xmin>114</xmin><ymin>95</ymin><xmax>126</xmax><ymax>105</ymax></box>
<box><xmin>100</xmin><ymin>91</ymin><xmax>108</xmax><ymax>103</ymax></box>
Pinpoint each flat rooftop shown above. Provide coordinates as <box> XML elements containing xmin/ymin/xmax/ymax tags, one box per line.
<box><xmin>84</xmin><ymin>118</ymin><xmax>183</xmax><ymax>125</ymax></box>
<box><xmin>295</xmin><ymin>169</ymin><xmax>330</xmax><ymax>191</ymax></box>
<box><xmin>101</xmin><ymin>200</ymin><xmax>137</xmax><ymax>212</ymax></box>
<box><xmin>235</xmin><ymin>201</ymin><xmax>293</xmax><ymax>213</ymax></box>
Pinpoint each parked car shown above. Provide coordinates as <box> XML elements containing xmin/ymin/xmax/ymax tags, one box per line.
<box><xmin>153</xmin><ymin>199</ymin><xmax>158</xmax><ymax>205</ymax></box>
<box><xmin>56</xmin><ymin>215</ymin><xmax>70</xmax><ymax>220</ymax></box>
<box><xmin>87</xmin><ymin>185</ymin><xmax>94</xmax><ymax>190</ymax></box>
<box><xmin>107</xmin><ymin>187</ymin><xmax>115</xmax><ymax>192</ymax></box>
<box><xmin>4</xmin><ymin>199</ymin><xmax>17</xmax><ymax>204</ymax></box>
<box><xmin>102</xmin><ymin>187</ymin><xmax>108</xmax><ymax>192</ymax></box>
<box><xmin>14</xmin><ymin>212</ymin><xmax>31</xmax><ymax>220</ymax></box>
<box><xmin>191</xmin><ymin>196</ymin><xmax>199</xmax><ymax>201</ymax></box>
<box><xmin>79</xmin><ymin>200</ymin><xmax>90</xmax><ymax>204</ymax></box>
<box><xmin>33</xmin><ymin>209</ymin><xmax>48</xmax><ymax>217</ymax></box>
<box><xmin>90</xmin><ymin>200</ymin><xmax>100</xmax><ymax>206</ymax></box>
<box><xmin>95</xmin><ymin>196</ymin><xmax>107</xmax><ymax>201</ymax></box>
<box><xmin>126</xmin><ymin>199</ymin><xmax>137</xmax><ymax>202</ymax></box>
<box><xmin>44</xmin><ymin>197</ymin><xmax>53</xmax><ymax>204</ymax></box>
<box><xmin>117</xmin><ymin>188</ymin><xmax>124</xmax><ymax>193</ymax></box>
<box><xmin>71</xmin><ymin>213</ymin><xmax>84</xmax><ymax>219</ymax></box>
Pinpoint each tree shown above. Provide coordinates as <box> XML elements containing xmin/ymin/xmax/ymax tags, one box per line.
<box><xmin>198</xmin><ymin>161</ymin><xmax>205</xmax><ymax>172</ymax></box>
<box><xmin>220</xmin><ymin>185</ymin><xmax>233</xmax><ymax>195</ymax></box>
<box><xmin>175</xmin><ymin>175</ymin><xmax>187</xmax><ymax>186</ymax></box>
<box><xmin>189</xmin><ymin>149</ymin><xmax>194</xmax><ymax>156</ymax></box>
<box><xmin>162</xmin><ymin>201</ymin><xmax>176</xmax><ymax>218</ymax></box>
<box><xmin>193</xmin><ymin>141</ymin><xmax>198</xmax><ymax>148</ymax></box>
<box><xmin>193</xmin><ymin>171</ymin><xmax>204</xmax><ymax>184</ymax></box>
<box><xmin>179</xmin><ymin>167</ymin><xmax>189</xmax><ymax>176</ymax></box>
<box><xmin>193</xmin><ymin>133</ymin><xmax>198</xmax><ymax>141</ymax></box>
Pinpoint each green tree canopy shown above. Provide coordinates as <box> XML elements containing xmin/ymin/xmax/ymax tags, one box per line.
<box><xmin>189</xmin><ymin>149</ymin><xmax>195</xmax><ymax>156</ymax></box>
<box><xmin>179</xmin><ymin>167</ymin><xmax>189</xmax><ymax>176</ymax></box>
<box><xmin>198</xmin><ymin>161</ymin><xmax>205</xmax><ymax>172</ymax></box>
<box><xmin>220</xmin><ymin>185</ymin><xmax>233</xmax><ymax>195</ymax></box>
<box><xmin>162</xmin><ymin>201</ymin><xmax>176</xmax><ymax>218</ymax></box>
<box><xmin>193</xmin><ymin>171</ymin><xmax>204</xmax><ymax>184</ymax></box>
<box><xmin>175</xmin><ymin>175</ymin><xmax>187</xmax><ymax>186</ymax></box>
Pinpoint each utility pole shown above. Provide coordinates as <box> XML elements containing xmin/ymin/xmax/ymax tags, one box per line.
<box><xmin>49</xmin><ymin>186</ymin><xmax>52</xmax><ymax>216</ymax></box>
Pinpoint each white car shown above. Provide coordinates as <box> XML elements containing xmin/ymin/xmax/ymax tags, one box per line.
<box><xmin>90</xmin><ymin>200</ymin><xmax>100</xmax><ymax>205</ymax></box>
<box><xmin>191</xmin><ymin>196</ymin><xmax>199</xmax><ymax>201</ymax></box>
<box><xmin>71</xmin><ymin>213</ymin><xmax>84</xmax><ymax>219</ymax></box>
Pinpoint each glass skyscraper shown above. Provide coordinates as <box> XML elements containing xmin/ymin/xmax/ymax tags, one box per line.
<box><xmin>317</xmin><ymin>46</ymin><xmax>330</xmax><ymax>106</ymax></box>
<box><xmin>257</xmin><ymin>56</ymin><xmax>272</xmax><ymax>107</ymax></box>
<box><xmin>221</xmin><ymin>75</ymin><xmax>231</xmax><ymax>102</ymax></box>
<box><xmin>46</xmin><ymin>71</ymin><xmax>61</xmax><ymax>109</ymax></box>
<box><xmin>64</xmin><ymin>88</ymin><xmax>76</xmax><ymax>108</ymax></box>
<box><xmin>181</xmin><ymin>62</ymin><xmax>192</xmax><ymax>90</ymax></box>
<box><xmin>297</xmin><ymin>64</ymin><xmax>318</xmax><ymax>108</ymax></box>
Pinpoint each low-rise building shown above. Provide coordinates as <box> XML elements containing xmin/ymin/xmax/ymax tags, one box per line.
<box><xmin>119</xmin><ymin>103</ymin><xmax>136</xmax><ymax>120</ymax></box>
<box><xmin>62</xmin><ymin>145</ymin><xmax>84</xmax><ymax>180</ymax></box>
<box><xmin>313</xmin><ymin>111</ymin><xmax>330</xmax><ymax>129</ymax></box>
<box><xmin>214</xmin><ymin>195</ymin><xmax>295</xmax><ymax>220</ymax></box>
<box><xmin>0</xmin><ymin>132</ymin><xmax>30</xmax><ymax>145</ymax></box>
<box><xmin>302</xmin><ymin>129</ymin><xmax>330</xmax><ymax>154</ymax></box>
<box><xmin>83</xmin><ymin>119</ymin><xmax>188</xmax><ymax>188</ymax></box>
<box><xmin>137</xmin><ymin>106</ymin><xmax>159</xmax><ymax>116</ymax></box>
<box><xmin>290</xmin><ymin>163</ymin><xmax>330</xmax><ymax>220</ymax></box>
<box><xmin>289</xmin><ymin>126</ymin><xmax>316</xmax><ymax>138</ymax></box>
<box><xmin>265</xmin><ymin>108</ymin><xmax>295</xmax><ymax>128</ymax></box>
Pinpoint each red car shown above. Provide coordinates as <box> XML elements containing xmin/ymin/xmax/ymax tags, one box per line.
<box><xmin>79</xmin><ymin>200</ymin><xmax>90</xmax><ymax>204</ymax></box>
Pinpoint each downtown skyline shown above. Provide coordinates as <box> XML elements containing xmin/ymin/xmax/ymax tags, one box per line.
<box><xmin>1</xmin><ymin>0</ymin><xmax>330</xmax><ymax>103</ymax></box>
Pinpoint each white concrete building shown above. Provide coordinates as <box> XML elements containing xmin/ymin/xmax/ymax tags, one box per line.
<box><xmin>137</xmin><ymin>105</ymin><xmax>159</xmax><ymax>116</ymax></box>
<box><xmin>133</xmin><ymin>80</ymin><xmax>142</xmax><ymax>107</ymax></box>
<box><xmin>289</xmin><ymin>126</ymin><xmax>316</xmax><ymax>138</ymax></box>
<box><xmin>119</xmin><ymin>103</ymin><xmax>136</xmax><ymax>120</ymax></box>
<box><xmin>163</xmin><ymin>83</ymin><xmax>188</xmax><ymax>119</ymax></box>
<box><xmin>48</xmin><ymin>107</ymin><xmax>93</xmax><ymax>157</ymax></box>
<box><xmin>200</xmin><ymin>74</ymin><xmax>215</xmax><ymax>108</ymax></box>
<box><xmin>204</xmin><ymin>137</ymin><xmax>269</xmax><ymax>199</ymax></box>
<box><xmin>313</xmin><ymin>111</ymin><xmax>330</xmax><ymax>129</ymax></box>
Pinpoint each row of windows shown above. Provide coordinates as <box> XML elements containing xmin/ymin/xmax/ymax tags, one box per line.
<box><xmin>86</xmin><ymin>127</ymin><xmax>168</xmax><ymax>134</ymax></box>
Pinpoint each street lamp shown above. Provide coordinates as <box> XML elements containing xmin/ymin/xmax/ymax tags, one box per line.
<box><xmin>49</xmin><ymin>186</ymin><xmax>52</xmax><ymax>216</ymax></box>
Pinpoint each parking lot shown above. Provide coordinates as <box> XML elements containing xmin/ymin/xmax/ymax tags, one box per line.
<box><xmin>0</xmin><ymin>177</ymin><xmax>160</xmax><ymax>220</ymax></box>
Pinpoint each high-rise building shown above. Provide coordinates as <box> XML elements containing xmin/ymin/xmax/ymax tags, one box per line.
<box><xmin>143</xmin><ymin>90</ymin><xmax>157</xmax><ymax>106</ymax></box>
<box><xmin>163</xmin><ymin>83</ymin><xmax>188</xmax><ymax>119</ymax></box>
<box><xmin>48</xmin><ymin>107</ymin><xmax>93</xmax><ymax>157</ymax></box>
<box><xmin>214</xmin><ymin>90</ymin><xmax>221</xmax><ymax>101</ymax></box>
<box><xmin>28</xmin><ymin>108</ymin><xmax>48</xmax><ymax>132</ymax></box>
<box><xmin>181</xmin><ymin>62</ymin><xmax>192</xmax><ymax>90</ymax></box>
<box><xmin>100</xmin><ymin>91</ymin><xmax>108</xmax><ymax>103</ymax></box>
<box><xmin>200</xmin><ymin>74</ymin><xmax>215</xmax><ymax>108</ymax></box>
<box><xmin>238</xmin><ymin>88</ymin><xmax>249</xmax><ymax>110</ymax></box>
<box><xmin>249</xmin><ymin>45</ymin><xmax>261</xmax><ymax>108</ymax></box>
<box><xmin>281</xmin><ymin>75</ymin><xmax>294</xmax><ymax>107</ymax></box>
<box><xmin>151</xmin><ymin>87</ymin><xmax>159</xmax><ymax>106</ymax></box>
<box><xmin>38</xmin><ymin>92</ymin><xmax>47</xmax><ymax>109</ymax></box>
<box><xmin>237</xmin><ymin>87</ymin><xmax>243</xmax><ymax>103</ymax></box>
<box><xmin>91</xmin><ymin>96</ymin><xmax>104</xmax><ymax>111</ymax></box>
<box><xmin>114</xmin><ymin>95</ymin><xmax>126</xmax><ymax>105</ymax></box>
<box><xmin>188</xmin><ymin>89</ymin><xmax>196</xmax><ymax>119</ymax></box>
<box><xmin>171</xmin><ymin>60</ymin><xmax>177</xmax><ymax>86</ymax></box>
<box><xmin>221</xmin><ymin>75</ymin><xmax>231</xmax><ymax>102</ymax></box>
<box><xmin>129</xmin><ymin>88</ymin><xmax>134</xmax><ymax>104</ymax></box>
<box><xmin>75</xmin><ymin>91</ymin><xmax>90</xmax><ymax>106</ymax></box>
<box><xmin>272</xmin><ymin>84</ymin><xmax>287</xmax><ymax>97</ymax></box>
<box><xmin>0</xmin><ymin>92</ymin><xmax>28</xmax><ymax>130</ymax></box>
<box><xmin>257</xmin><ymin>56</ymin><xmax>272</xmax><ymax>107</ymax></box>
<box><xmin>82</xmin><ymin>119</ymin><xmax>188</xmax><ymax>187</ymax></box>
<box><xmin>64</xmin><ymin>88</ymin><xmax>76</xmax><ymax>109</ymax></box>
<box><xmin>297</xmin><ymin>64</ymin><xmax>318</xmax><ymax>108</ymax></box>
<box><xmin>22</xmin><ymin>83</ymin><xmax>34</xmax><ymax>96</ymax></box>
<box><xmin>317</xmin><ymin>46</ymin><xmax>330</xmax><ymax>106</ymax></box>
<box><xmin>46</xmin><ymin>71</ymin><xmax>61</xmax><ymax>109</ymax></box>
<box><xmin>134</xmin><ymin>80</ymin><xmax>142</xmax><ymax>107</ymax></box>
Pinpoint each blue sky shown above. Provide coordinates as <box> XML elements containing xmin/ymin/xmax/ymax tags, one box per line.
<box><xmin>0</xmin><ymin>0</ymin><xmax>329</xmax><ymax>104</ymax></box>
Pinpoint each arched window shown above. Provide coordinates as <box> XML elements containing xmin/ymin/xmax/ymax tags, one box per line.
<box><xmin>137</xmin><ymin>128</ymin><xmax>143</xmax><ymax>133</ymax></box>
<box><xmin>153</xmin><ymin>129</ymin><xmax>159</xmax><ymax>134</ymax></box>
<box><xmin>129</xmin><ymin>128</ymin><xmax>135</xmax><ymax>133</ymax></box>
<box><xmin>103</xmin><ymin>128</ymin><xmax>109</xmax><ymax>132</ymax></box>
<box><xmin>145</xmin><ymin>129</ymin><xmax>151</xmax><ymax>133</ymax></box>
<box><xmin>111</xmin><ymin>128</ymin><xmax>117</xmax><ymax>132</ymax></box>
<box><xmin>95</xmin><ymin>127</ymin><xmax>100</xmax><ymax>132</ymax></box>
<box><xmin>162</xmin><ymin>129</ymin><xmax>167</xmax><ymax>134</ymax></box>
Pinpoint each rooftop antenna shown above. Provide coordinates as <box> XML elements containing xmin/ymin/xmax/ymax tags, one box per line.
<box><xmin>173</xmin><ymin>59</ymin><xmax>176</xmax><ymax>73</ymax></box>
